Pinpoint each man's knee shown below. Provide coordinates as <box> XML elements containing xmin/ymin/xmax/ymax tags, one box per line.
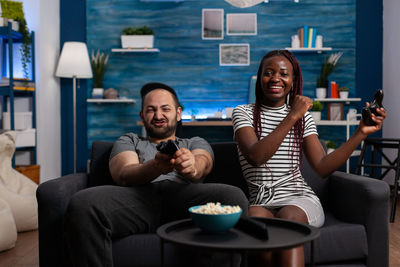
<box><xmin>213</xmin><ymin>184</ymin><xmax>249</xmax><ymax>214</ymax></box>
<box><xmin>64</xmin><ymin>188</ymin><xmax>104</xmax><ymax>231</ymax></box>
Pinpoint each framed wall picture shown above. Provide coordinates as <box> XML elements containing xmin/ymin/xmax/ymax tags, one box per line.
<box><xmin>327</xmin><ymin>103</ymin><xmax>344</xmax><ymax>120</ymax></box>
<box><xmin>202</xmin><ymin>9</ymin><xmax>224</xmax><ymax>40</ymax></box>
<box><xmin>219</xmin><ymin>44</ymin><xmax>250</xmax><ymax>66</ymax></box>
<box><xmin>226</xmin><ymin>13</ymin><xmax>257</xmax><ymax>36</ymax></box>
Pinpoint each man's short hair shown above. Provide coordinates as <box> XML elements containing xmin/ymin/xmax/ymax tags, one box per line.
<box><xmin>140</xmin><ymin>82</ymin><xmax>179</xmax><ymax>108</ymax></box>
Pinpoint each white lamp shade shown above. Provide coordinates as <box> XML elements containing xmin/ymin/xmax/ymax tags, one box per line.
<box><xmin>56</xmin><ymin>42</ymin><xmax>93</xmax><ymax>78</ymax></box>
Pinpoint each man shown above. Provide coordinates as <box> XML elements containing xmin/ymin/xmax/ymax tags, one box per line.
<box><xmin>63</xmin><ymin>82</ymin><xmax>248</xmax><ymax>266</ymax></box>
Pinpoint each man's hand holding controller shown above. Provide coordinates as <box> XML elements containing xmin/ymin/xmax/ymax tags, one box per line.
<box><xmin>156</xmin><ymin>140</ymin><xmax>198</xmax><ymax>179</ymax></box>
<box><xmin>154</xmin><ymin>140</ymin><xmax>179</xmax><ymax>174</ymax></box>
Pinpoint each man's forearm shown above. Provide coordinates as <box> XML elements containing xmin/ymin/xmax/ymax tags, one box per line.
<box><xmin>185</xmin><ymin>153</ymin><xmax>212</xmax><ymax>181</ymax></box>
<box><xmin>117</xmin><ymin>160</ymin><xmax>163</xmax><ymax>186</ymax></box>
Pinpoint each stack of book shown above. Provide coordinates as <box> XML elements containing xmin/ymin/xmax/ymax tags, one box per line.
<box><xmin>1</xmin><ymin>77</ymin><xmax>35</xmax><ymax>91</ymax></box>
<box><xmin>297</xmin><ymin>26</ymin><xmax>317</xmax><ymax>48</ymax></box>
<box><xmin>326</xmin><ymin>81</ymin><xmax>339</xmax><ymax>98</ymax></box>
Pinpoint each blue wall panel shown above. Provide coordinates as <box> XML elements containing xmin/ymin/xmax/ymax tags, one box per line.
<box><xmin>86</xmin><ymin>0</ymin><xmax>357</xmax><ymax>149</ymax></box>
<box><xmin>60</xmin><ymin>0</ymin><xmax>88</xmax><ymax>174</ymax></box>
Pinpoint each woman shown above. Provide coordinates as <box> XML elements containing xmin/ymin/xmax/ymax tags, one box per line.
<box><xmin>232</xmin><ymin>50</ymin><xmax>386</xmax><ymax>266</ymax></box>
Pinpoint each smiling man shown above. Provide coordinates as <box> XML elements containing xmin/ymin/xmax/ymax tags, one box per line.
<box><xmin>63</xmin><ymin>82</ymin><xmax>248</xmax><ymax>267</ymax></box>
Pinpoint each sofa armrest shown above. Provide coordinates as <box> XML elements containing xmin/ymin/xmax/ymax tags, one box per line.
<box><xmin>37</xmin><ymin>173</ymin><xmax>89</xmax><ymax>267</ymax></box>
<box><xmin>328</xmin><ymin>171</ymin><xmax>390</xmax><ymax>267</ymax></box>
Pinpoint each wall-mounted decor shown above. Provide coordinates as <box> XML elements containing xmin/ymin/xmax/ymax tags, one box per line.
<box><xmin>226</xmin><ymin>13</ymin><xmax>257</xmax><ymax>36</ymax></box>
<box><xmin>202</xmin><ymin>9</ymin><xmax>224</xmax><ymax>40</ymax></box>
<box><xmin>219</xmin><ymin>44</ymin><xmax>250</xmax><ymax>66</ymax></box>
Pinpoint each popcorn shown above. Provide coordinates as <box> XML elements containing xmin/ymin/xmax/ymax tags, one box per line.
<box><xmin>192</xmin><ymin>202</ymin><xmax>241</xmax><ymax>215</ymax></box>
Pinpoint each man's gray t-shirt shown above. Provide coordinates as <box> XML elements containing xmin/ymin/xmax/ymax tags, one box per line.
<box><xmin>110</xmin><ymin>133</ymin><xmax>214</xmax><ymax>183</ymax></box>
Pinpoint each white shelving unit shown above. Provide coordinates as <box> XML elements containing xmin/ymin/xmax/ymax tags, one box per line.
<box><xmin>111</xmin><ymin>48</ymin><xmax>160</xmax><ymax>53</ymax></box>
<box><xmin>87</xmin><ymin>98</ymin><xmax>136</xmax><ymax>104</ymax></box>
<box><xmin>285</xmin><ymin>47</ymin><xmax>332</xmax><ymax>53</ymax></box>
<box><xmin>316</xmin><ymin>120</ymin><xmax>359</xmax><ymax>126</ymax></box>
<box><xmin>314</xmin><ymin>96</ymin><xmax>362</xmax><ymax>173</ymax></box>
<box><xmin>315</xmin><ymin>97</ymin><xmax>361</xmax><ymax>104</ymax></box>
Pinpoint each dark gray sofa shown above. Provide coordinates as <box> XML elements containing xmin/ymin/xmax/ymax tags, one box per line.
<box><xmin>37</xmin><ymin>141</ymin><xmax>390</xmax><ymax>267</ymax></box>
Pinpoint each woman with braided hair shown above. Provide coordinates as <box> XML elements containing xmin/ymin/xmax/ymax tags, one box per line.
<box><xmin>232</xmin><ymin>50</ymin><xmax>386</xmax><ymax>266</ymax></box>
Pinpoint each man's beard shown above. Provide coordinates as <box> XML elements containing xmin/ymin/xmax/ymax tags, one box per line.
<box><xmin>143</xmin><ymin>118</ymin><xmax>178</xmax><ymax>139</ymax></box>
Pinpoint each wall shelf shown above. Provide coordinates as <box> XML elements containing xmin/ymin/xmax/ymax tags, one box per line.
<box><xmin>285</xmin><ymin>47</ymin><xmax>332</xmax><ymax>53</ymax></box>
<box><xmin>314</xmin><ymin>98</ymin><xmax>361</xmax><ymax>104</ymax></box>
<box><xmin>111</xmin><ymin>48</ymin><xmax>160</xmax><ymax>53</ymax></box>
<box><xmin>314</xmin><ymin>98</ymin><xmax>361</xmax><ymax>102</ymax></box>
<box><xmin>87</xmin><ymin>98</ymin><xmax>136</xmax><ymax>104</ymax></box>
<box><xmin>316</xmin><ymin>120</ymin><xmax>359</xmax><ymax>126</ymax></box>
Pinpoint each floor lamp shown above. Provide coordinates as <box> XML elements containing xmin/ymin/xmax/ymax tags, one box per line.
<box><xmin>56</xmin><ymin>42</ymin><xmax>92</xmax><ymax>174</ymax></box>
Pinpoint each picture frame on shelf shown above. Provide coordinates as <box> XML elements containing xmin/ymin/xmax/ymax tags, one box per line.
<box><xmin>219</xmin><ymin>43</ymin><xmax>250</xmax><ymax>66</ymax></box>
<box><xmin>327</xmin><ymin>103</ymin><xmax>344</xmax><ymax>120</ymax></box>
<box><xmin>226</xmin><ymin>13</ymin><xmax>257</xmax><ymax>36</ymax></box>
<box><xmin>202</xmin><ymin>9</ymin><xmax>224</xmax><ymax>40</ymax></box>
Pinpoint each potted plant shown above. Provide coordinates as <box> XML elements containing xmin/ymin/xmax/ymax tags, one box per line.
<box><xmin>121</xmin><ymin>26</ymin><xmax>154</xmax><ymax>49</ymax></box>
<box><xmin>326</xmin><ymin>140</ymin><xmax>338</xmax><ymax>154</ymax></box>
<box><xmin>316</xmin><ymin>52</ymin><xmax>343</xmax><ymax>98</ymax></box>
<box><xmin>310</xmin><ymin>100</ymin><xmax>323</xmax><ymax>122</ymax></box>
<box><xmin>0</xmin><ymin>0</ymin><xmax>31</xmax><ymax>79</ymax></box>
<box><xmin>90</xmin><ymin>50</ymin><xmax>109</xmax><ymax>98</ymax></box>
<box><xmin>338</xmin><ymin>86</ymin><xmax>349</xmax><ymax>99</ymax></box>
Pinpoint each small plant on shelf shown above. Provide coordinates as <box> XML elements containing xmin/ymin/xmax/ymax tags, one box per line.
<box><xmin>121</xmin><ymin>26</ymin><xmax>154</xmax><ymax>49</ymax></box>
<box><xmin>316</xmin><ymin>52</ymin><xmax>343</xmax><ymax>88</ymax></box>
<box><xmin>338</xmin><ymin>86</ymin><xmax>349</xmax><ymax>99</ymax></box>
<box><xmin>311</xmin><ymin>100</ymin><xmax>323</xmax><ymax>112</ymax></box>
<box><xmin>122</xmin><ymin>26</ymin><xmax>154</xmax><ymax>35</ymax></box>
<box><xmin>310</xmin><ymin>101</ymin><xmax>323</xmax><ymax>122</ymax></box>
<box><xmin>90</xmin><ymin>50</ymin><xmax>109</xmax><ymax>89</ymax></box>
<box><xmin>326</xmin><ymin>140</ymin><xmax>338</xmax><ymax>149</ymax></box>
<box><xmin>326</xmin><ymin>140</ymin><xmax>338</xmax><ymax>154</ymax></box>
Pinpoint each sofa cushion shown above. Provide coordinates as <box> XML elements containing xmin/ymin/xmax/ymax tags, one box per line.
<box><xmin>304</xmin><ymin>212</ymin><xmax>368</xmax><ymax>265</ymax></box>
<box><xmin>205</xmin><ymin>142</ymin><xmax>249</xmax><ymax>197</ymax></box>
<box><xmin>301</xmin><ymin>140</ymin><xmax>330</xmax><ymax>208</ymax></box>
<box><xmin>89</xmin><ymin>141</ymin><xmax>115</xmax><ymax>187</ymax></box>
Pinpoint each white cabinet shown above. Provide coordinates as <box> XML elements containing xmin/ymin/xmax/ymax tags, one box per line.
<box><xmin>314</xmin><ymin>98</ymin><xmax>362</xmax><ymax>173</ymax></box>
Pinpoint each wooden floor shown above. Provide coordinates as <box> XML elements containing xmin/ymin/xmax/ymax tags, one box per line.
<box><xmin>0</xmin><ymin>229</ymin><xmax>38</xmax><ymax>267</ymax></box>
<box><xmin>0</xmin><ymin>201</ymin><xmax>400</xmax><ymax>267</ymax></box>
<box><xmin>390</xmin><ymin>199</ymin><xmax>400</xmax><ymax>267</ymax></box>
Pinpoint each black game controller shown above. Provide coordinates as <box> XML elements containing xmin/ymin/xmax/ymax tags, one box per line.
<box><xmin>362</xmin><ymin>89</ymin><xmax>384</xmax><ymax>126</ymax></box>
<box><xmin>156</xmin><ymin>140</ymin><xmax>179</xmax><ymax>155</ymax></box>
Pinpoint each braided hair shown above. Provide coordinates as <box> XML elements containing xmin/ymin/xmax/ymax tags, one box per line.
<box><xmin>253</xmin><ymin>50</ymin><xmax>305</xmax><ymax>164</ymax></box>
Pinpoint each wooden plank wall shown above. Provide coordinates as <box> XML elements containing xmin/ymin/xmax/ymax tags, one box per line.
<box><xmin>86</xmin><ymin>0</ymin><xmax>356</xmax><ymax>146</ymax></box>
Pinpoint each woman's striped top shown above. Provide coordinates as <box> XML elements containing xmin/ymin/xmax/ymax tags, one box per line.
<box><xmin>232</xmin><ymin>103</ymin><xmax>319</xmax><ymax>206</ymax></box>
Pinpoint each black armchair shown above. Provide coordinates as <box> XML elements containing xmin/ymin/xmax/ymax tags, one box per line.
<box><xmin>37</xmin><ymin>141</ymin><xmax>390</xmax><ymax>267</ymax></box>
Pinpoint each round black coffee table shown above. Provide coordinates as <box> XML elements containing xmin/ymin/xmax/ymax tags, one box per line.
<box><xmin>157</xmin><ymin>217</ymin><xmax>320</xmax><ymax>267</ymax></box>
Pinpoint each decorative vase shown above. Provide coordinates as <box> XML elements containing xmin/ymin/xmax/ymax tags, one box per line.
<box><xmin>339</xmin><ymin>91</ymin><xmax>349</xmax><ymax>99</ymax></box>
<box><xmin>92</xmin><ymin>88</ymin><xmax>104</xmax><ymax>99</ymax></box>
<box><xmin>121</xmin><ymin>35</ymin><xmax>154</xmax><ymax>49</ymax></box>
<box><xmin>316</xmin><ymin>88</ymin><xmax>327</xmax><ymax>99</ymax></box>
<box><xmin>104</xmin><ymin>88</ymin><xmax>118</xmax><ymax>99</ymax></box>
<box><xmin>310</xmin><ymin>111</ymin><xmax>321</xmax><ymax>122</ymax></box>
